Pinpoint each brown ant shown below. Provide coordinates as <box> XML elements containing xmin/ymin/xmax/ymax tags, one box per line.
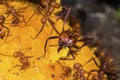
<box><xmin>73</xmin><ymin>63</ymin><xmax>92</xmax><ymax>80</ymax></box>
<box><xmin>0</xmin><ymin>15</ymin><xmax>10</xmax><ymax>39</ymax></box>
<box><xmin>86</xmin><ymin>52</ymin><xmax>120</xmax><ymax>80</ymax></box>
<box><xmin>0</xmin><ymin>47</ymin><xmax>33</xmax><ymax>71</ymax></box>
<box><xmin>3</xmin><ymin>0</ymin><xmax>27</xmax><ymax>26</ymax></box>
<box><xmin>28</xmin><ymin>0</ymin><xmax>60</xmax><ymax>39</ymax></box>
<box><xmin>37</xmin><ymin>7</ymin><xmax>93</xmax><ymax>60</ymax></box>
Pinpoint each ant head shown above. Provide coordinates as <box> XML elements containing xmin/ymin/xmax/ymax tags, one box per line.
<box><xmin>74</xmin><ymin>63</ymin><xmax>82</xmax><ymax>70</ymax></box>
<box><xmin>59</xmin><ymin>32</ymin><xmax>69</xmax><ymax>46</ymax></box>
<box><xmin>13</xmin><ymin>51</ymin><xmax>22</xmax><ymax>58</ymax></box>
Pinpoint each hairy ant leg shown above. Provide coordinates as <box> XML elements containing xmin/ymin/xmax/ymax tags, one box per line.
<box><xmin>37</xmin><ymin>36</ymin><xmax>59</xmax><ymax>59</ymax></box>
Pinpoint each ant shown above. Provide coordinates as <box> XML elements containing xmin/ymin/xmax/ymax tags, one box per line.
<box><xmin>37</xmin><ymin>7</ymin><xmax>93</xmax><ymax>60</ymax></box>
<box><xmin>0</xmin><ymin>47</ymin><xmax>33</xmax><ymax>71</ymax></box>
<box><xmin>28</xmin><ymin>0</ymin><xmax>61</xmax><ymax>39</ymax></box>
<box><xmin>86</xmin><ymin>51</ymin><xmax>120</xmax><ymax>80</ymax></box>
<box><xmin>73</xmin><ymin>63</ymin><xmax>92</xmax><ymax>80</ymax></box>
<box><xmin>0</xmin><ymin>15</ymin><xmax>10</xmax><ymax>39</ymax></box>
<box><xmin>3</xmin><ymin>0</ymin><xmax>27</xmax><ymax>26</ymax></box>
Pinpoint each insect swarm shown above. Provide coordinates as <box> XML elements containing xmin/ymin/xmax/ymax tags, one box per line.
<box><xmin>0</xmin><ymin>0</ymin><xmax>116</xmax><ymax>80</ymax></box>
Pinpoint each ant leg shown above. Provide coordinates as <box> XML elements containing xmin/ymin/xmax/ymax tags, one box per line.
<box><xmin>0</xmin><ymin>52</ymin><xmax>12</xmax><ymax>57</ymax></box>
<box><xmin>70</xmin><ymin>53</ymin><xmax>75</xmax><ymax>60</ymax></box>
<box><xmin>48</xmin><ymin>18</ymin><xmax>59</xmax><ymax>34</ymax></box>
<box><xmin>87</xmin><ymin>70</ymin><xmax>98</xmax><ymax>79</ymax></box>
<box><xmin>107</xmin><ymin>74</ymin><xmax>118</xmax><ymax>80</ymax></box>
<box><xmin>37</xmin><ymin>36</ymin><xmax>59</xmax><ymax>60</ymax></box>
<box><xmin>31</xmin><ymin>19</ymin><xmax>47</xmax><ymax>39</ymax></box>
<box><xmin>5</xmin><ymin>35</ymin><xmax>20</xmax><ymax>43</ymax></box>
<box><xmin>20</xmin><ymin>47</ymin><xmax>33</xmax><ymax>54</ymax></box>
<box><xmin>73</xmin><ymin>45</ymin><xmax>82</xmax><ymax>52</ymax></box>
<box><xmin>4</xmin><ymin>26</ymin><xmax>10</xmax><ymax>37</ymax></box>
<box><xmin>27</xmin><ymin>7</ymin><xmax>38</xmax><ymax>23</ymax></box>
<box><xmin>8</xmin><ymin>64</ymin><xmax>22</xmax><ymax>72</ymax></box>
<box><xmin>84</xmin><ymin>57</ymin><xmax>100</xmax><ymax>79</ymax></box>
<box><xmin>26</xmin><ymin>56</ymin><xmax>33</xmax><ymax>59</ymax></box>
<box><xmin>20</xmin><ymin>14</ymin><xmax>27</xmax><ymax>25</ymax></box>
<box><xmin>78</xmin><ymin>37</ymin><xmax>94</xmax><ymax>48</ymax></box>
<box><xmin>5</xmin><ymin>13</ymin><xmax>11</xmax><ymax>19</ymax></box>
<box><xmin>17</xmin><ymin>5</ymin><xmax>29</xmax><ymax>13</ymax></box>
<box><xmin>59</xmin><ymin>52</ymin><xmax>75</xmax><ymax>60</ymax></box>
<box><xmin>84</xmin><ymin>57</ymin><xmax>100</xmax><ymax>68</ymax></box>
<box><xmin>73</xmin><ymin>72</ymin><xmax>78</xmax><ymax>79</ymax></box>
<box><xmin>43</xmin><ymin>36</ymin><xmax>59</xmax><ymax>57</ymax></box>
<box><xmin>4</xmin><ymin>26</ymin><xmax>11</xmax><ymax>42</ymax></box>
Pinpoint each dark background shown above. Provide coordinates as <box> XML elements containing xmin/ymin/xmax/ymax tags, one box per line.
<box><xmin>29</xmin><ymin>0</ymin><xmax>120</xmax><ymax>79</ymax></box>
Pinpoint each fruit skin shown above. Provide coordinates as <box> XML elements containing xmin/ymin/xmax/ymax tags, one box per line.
<box><xmin>0</xmin><ymin>0</ymin><xmax>100</xmax><ymax>80</ymax></box>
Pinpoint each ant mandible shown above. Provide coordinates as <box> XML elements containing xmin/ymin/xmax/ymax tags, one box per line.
<box><xmin>0</xmin><ymin>15</ymin><xmax>10</xmax><ymax>39</ymax></box>
<box><xmin>3</xmin><ymin>0</ymin><xmax>27</xmax><ymax>26</ymax></box>
<box><xmin>37</xmin><ymin>7</ymin><xmax>93</xmax><ymax>60</ymax></box>
<box><xmin>28</xmin><ymin>0</ymin><xmax>60</xmax><ymax>39</ymax></box>
<box><xmin>0</xmin><ymin>47</ymin><xmax>33</xmax><ymax>71</ymax></box>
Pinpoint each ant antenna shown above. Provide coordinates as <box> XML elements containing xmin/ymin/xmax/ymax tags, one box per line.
<box><xmin>62</xmin><ymin>7</ymin><xmax>71</xmax><ymax>31</ymax></box>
